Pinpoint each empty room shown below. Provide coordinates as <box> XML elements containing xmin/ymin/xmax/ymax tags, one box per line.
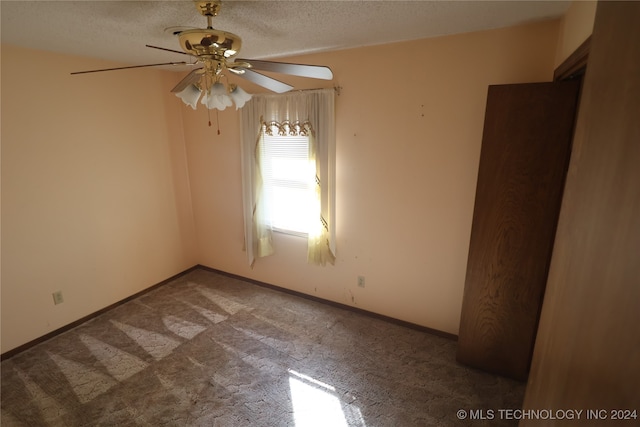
<box><xmin>1</xmin><ymin>1</ymin><xmax>638</xmax><ymax>425</ymax></box>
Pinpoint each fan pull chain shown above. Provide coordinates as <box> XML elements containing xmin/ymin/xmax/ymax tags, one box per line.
<box><xmin>205</xmin><ymin>109</ymin><xmax>221</xmax><ymax>134</ymax></box>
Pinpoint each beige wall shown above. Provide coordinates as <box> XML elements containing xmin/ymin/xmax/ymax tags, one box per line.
<box><xmin>554</xmin><ymin>0</ymin><xmax>597</xmax><ymax>66</ymax></box>
<box><xmin>1</xmin><ymin>45</ymin><xmax>198</xmax><ymax>352</ymax></box>
<box><xmin>182</xmin><ymin>19</ymin><xmax>561</xmax><ymax>335</ymax></box>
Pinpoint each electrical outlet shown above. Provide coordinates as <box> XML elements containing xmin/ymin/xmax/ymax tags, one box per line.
<box><xmin>357</xmin><ymin>276</ymin><xmax>365</xmax><ymax>288</ymax></box>
<box><xmin>52</xmin><ymin>291</ymin><xmax>64</xmax><ymax>305</ymax></box>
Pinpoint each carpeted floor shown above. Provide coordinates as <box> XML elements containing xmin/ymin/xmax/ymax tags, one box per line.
<box><xmin>1</xmin><ymin>269</ymin><xmax>525</xmax><ymax>426</ymax></box>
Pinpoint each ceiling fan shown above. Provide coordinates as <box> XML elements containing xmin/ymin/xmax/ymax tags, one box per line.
<box><xmin>71</xmin><ymin>0</ymin><xmax>334</xmax><ymax>111</ymax></box>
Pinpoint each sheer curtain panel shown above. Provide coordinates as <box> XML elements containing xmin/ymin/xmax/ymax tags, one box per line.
<box><xmin>240</xmin><ymin>88</ymin><xmax>336</xmax><ymax>266</ymax></box>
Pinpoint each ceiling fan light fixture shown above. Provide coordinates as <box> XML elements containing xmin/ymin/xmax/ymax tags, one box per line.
<box><xmin>175</xmin><ymin>84</ymin><xmax>202</xmax><ymax>110</ymax></box>
<box><xmin>201</xmin><ymin>82</ymin><xmax>234</xmax><ymax>110</ymax></box>
<box><xmin>229</xmin><ymin>84</ymin><xmax>252</xmax><ymax>110</ymax></box>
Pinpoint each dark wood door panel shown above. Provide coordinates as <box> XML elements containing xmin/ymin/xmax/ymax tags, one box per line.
<box><xmin>457</xmin><ymin>82</ymin><xmax>579</xmax><ymax>380</ymax></box>
<box><xmin>523</xmin><ymin>1</ymin><xmax>640</xmax><ymax>416</ymax></box>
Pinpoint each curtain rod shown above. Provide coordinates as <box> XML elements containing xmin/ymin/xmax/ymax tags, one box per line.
<box><xmin>292</xmin><ymin>86</ymin><xmax>342</xmax><ymax>95</ymax></box>
<box><xmin>253</xmin><ymin>86</ymin><xmax>342</xmax><ymax>97</ymax></box>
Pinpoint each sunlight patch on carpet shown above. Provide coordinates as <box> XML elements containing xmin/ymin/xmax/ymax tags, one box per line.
<box><xmin>79</xmin><ymin>334</ymin><xmax>149</xmax><ymax>381</ymax></box>
<box><xmin>110</xmin><ymin>320</ymin><xmax>180</xmax><ymax>361</ymax></box>
<box><xmin>47</xmin><ymin>352</ymin><xmax>117</xmax><ymax>404</ymax></box>
<box><xmin>162</xmin><ymin>315</ymin><xmax>207</xmax><ymax>340</ymax></box>
<box><xmin>14</xmin><ymin>367</ymin><xmax>67</xmax><ymax>422</ymax></box>
<box><xmin>196</xmin><ymin>287</ymin><xmax>250</xmax><ymax>315</ymax></box>
<box><xmin>288</xmin><ymin>369</ymin><xmax>349</xmax><ymax>427</ymax></box>
<box><xmin>179</xmin><ymin>299</ymin><xmax>228</xmax><ymax>324</ymax></box>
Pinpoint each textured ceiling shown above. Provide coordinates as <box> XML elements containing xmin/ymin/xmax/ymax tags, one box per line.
<box><xmin>1</xmin><ymin>1</ymin><xmax>569</xmax><ymax>71</ymax></box>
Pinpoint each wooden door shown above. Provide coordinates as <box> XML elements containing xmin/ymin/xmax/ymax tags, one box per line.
<box><xmin>457</xmin><ymin>82</ymin><xmax>579</xmax><ymax>380</ymax></box>
<box><xmin>523</xmin><ymin>1</ymin><xmax>640</xmax><ymax>418</ymax></box>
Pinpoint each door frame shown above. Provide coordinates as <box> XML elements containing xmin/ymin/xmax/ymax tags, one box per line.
<box><xmin>554</xmin><ymin>36</ymin><xmax>591</xmax><ymax>81</ymax></box>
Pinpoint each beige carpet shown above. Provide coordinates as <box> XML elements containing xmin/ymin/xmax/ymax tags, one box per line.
<box><xmin>1</xmin><ymin>268</ymin><xmax>524</xmax><ymax>426</ymax></box>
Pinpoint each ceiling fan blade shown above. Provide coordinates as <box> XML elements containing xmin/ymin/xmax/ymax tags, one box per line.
<box><xmin>236</xmin><ymin>59</ymin><xmax>333</xmax><ymax>80</ymax></box>
<box><xmin>146</xmin><ymin>44</ymin><xmax>191</xmax><ymax>56</ymax></box>
<box><xmin>163</xmin><ymin>26</ymin><xmax>198</xmax><ymax>36</ymax></box>
<box><xmin>171</xmin><ymin>68</ymin><xmax>204</xmax><ymax>93</ymax></box>
<box><xmin>70</xmin><ymin>62</ymin><xmax>187</xmax><ymax>75</ymax></box>
<box><xmin>237</xmin><ymin>69</ymin><xmax>293</xmax><ymax>93</ymax></box>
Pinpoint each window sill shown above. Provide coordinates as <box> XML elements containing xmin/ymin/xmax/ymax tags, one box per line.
<box><xmin>273</xmin><ymin>228</ymin><xmax>308</xmax><ymax>239</ymax></box>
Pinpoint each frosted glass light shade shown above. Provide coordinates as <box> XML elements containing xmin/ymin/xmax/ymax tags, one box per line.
<box><xmin>175</xmin><ymin>84</ymin><xmax>202</xmax><ymax>110</ymax></box>
<box><xmin>201</xmin><ymin>83</ymin><xmax>233</xmax><ymax>110</ymax></box>
<box><xmin>230</xmin><ymin>85</ymin><xmax>252</xmax><ymax>109</ymax></box>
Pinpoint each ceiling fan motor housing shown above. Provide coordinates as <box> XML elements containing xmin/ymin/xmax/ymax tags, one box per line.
<box><xmin>178</xmin><ymin>29</ymin><xmax>242</xmax><ymax>59</ymax></box>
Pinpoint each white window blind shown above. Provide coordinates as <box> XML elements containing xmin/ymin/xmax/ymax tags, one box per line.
<box><xmin>260</xmin><ymin>131</ymin><xmax>314</xmax><ymax>235</ymax></box>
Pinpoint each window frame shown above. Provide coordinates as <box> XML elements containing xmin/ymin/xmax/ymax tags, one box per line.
<box><xmin>259</xmin><ymin>122</ymin><xmax>314</xmax><ymax>237</ymax></box>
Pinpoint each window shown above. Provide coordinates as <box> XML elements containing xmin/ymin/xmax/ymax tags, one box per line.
<box><xmin>240</xmin><ymin>88</ymin><xmax>336</xmax><ymax>266</ymax></box>
<box><xmin>260</xmin><ymin>128</ymin><xmax>315</xmax><ymax>236</ymax></box>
